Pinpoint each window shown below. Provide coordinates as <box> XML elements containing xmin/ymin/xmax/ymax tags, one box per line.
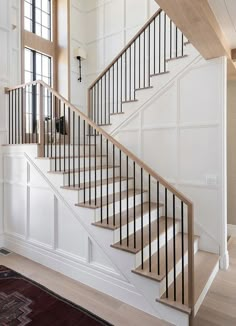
<box><xmin>24</xmin><ymin>0</ymin><xmax>52</xmax><ymax>41</ymax></box>
<box><xmin>25</xmin><ymin>48</ymin><xmax>52</xmax><ymax>85</ymax></box>
<box><xmin>24</xmin><ymin>48</ymin><xmax>52</xmax><ymax>132</ymax></box>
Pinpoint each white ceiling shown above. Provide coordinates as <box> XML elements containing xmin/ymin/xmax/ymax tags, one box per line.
<box><xmin>208</xmin><ymin>0</ymin><xmax>236</xmax><ymax>49</ymax></box>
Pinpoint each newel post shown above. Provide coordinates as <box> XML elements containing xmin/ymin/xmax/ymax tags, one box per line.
<box><xmin>38</xmin><ymin>84</ymin><xmax>45</xmax><ymax>157</ymax></box>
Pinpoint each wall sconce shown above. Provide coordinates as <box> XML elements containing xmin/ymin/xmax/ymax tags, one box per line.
<box><xmin>74</xmin><ymin>47</ymin><xmax>87</xmax><ymax>82</ymax></box>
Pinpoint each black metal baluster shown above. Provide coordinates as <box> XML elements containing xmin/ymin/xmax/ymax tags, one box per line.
<box><xmin>113</xmin><ymin>65</ymin><xmax>115</xmax><ymax>114</ymax></box>
<box><xmin>11</xmin><ymin>91</ymin><xmax>13</xmax><ymax>144</ymax></box>
<box><xmin>78</xmin><ymin>116</ymin><xmax>81</xmax><ymax>187</ymax></box>
<box><xmin>117</xmin><ymin>61</ymin><xmax>119</xmax><ymax>113</ymax></box>
<box><xmin>149</xmin><ymin>174</ymin><xmax>152</xmax><ymax>272</ymax></box>
<box><xmin>108</xmin><ymin>69</ymin><xmax>111</xmax><ymax>121</ymax></box>
<box><xmin>73</xmin><ymin>111</ymin><xmax>75</xmax><ymax>186</ymax></box>
<box><xmin>63</xmin><ymin>103</ymin><xmax>66</xmax><ymax>172</ymax></box>
<box><xmin>157</xmin><ymin>181</ymin><xmax>160</xmax><ymax>275</ymax></box>
<box><xmin>143</xmin><ymin>29</ymin><xmax>146</xmax><ymax>88</ymax></box>
<box><xmin>121</xmin><ymin>56</ymin><xmax>123</xmax><ymax>111</ymax></box>
<box><xmin>159</xmin><ymin>14</ymin><xmax>161</xmax><ymax>73</ymax></box>
<box><xmin>170</xmin><ymin>20</ymin><xmax>172</xmax><ymax>59</ymax></box>
<box><xmin>83</xmin><ymin>119</ymin><xmax>86</xmax><ymax>203</ymax></box>
<box><xmin>165</xmin><ymin>188</ymin><xmax>168</xmax><ymax>298</ymax></box>
<box><xmin>105</xmin><ymin>74</ymin><xmax>107</xmax><ymax>124</ymax></box>
<box><xmin>106</xmin><ymin>139</ymin><xmax>109</xmax><ymax>224</ymax></box>
<box><xmin>154</xmin><ymin>18</ymin><xmax>156</xmax><ymax>75</ymax></box>
<box><xmin>94</xmin><ymin>126</ymin><xmax>97</xmax><ymax>206</ymax></box>
<box><xmin>101</xmin><ymin>77</ymin><xmax>103</xmax><ymax>125</ymax></box>
<box><xmin>164</xmin><ymin>13</ymin><xmax>167</xmax><ymax>72</ymax></box>
<box><xmin>141</xmin><ymin>168</ymin><xmax>144</xmax><ymax>269</ymax></box>
<box><xmin>133</xmin><ymin>42</ymin><xmax>136</xmax><ymax>100</ymax></box>
<box><xmin>181</xmin><ymin>32</ymin><xmax>184</xmax><ymax>56</ymax></box>
<box><xmin>124</xmin><ymin>50</ymin><xmax>127</xmax><ymax>102</ymax></box>
<box><xmin>54</xmin><ymin>96</ymin><xmax>57</xmax><ymax>171</ymax></box>
<box><xmin>59</xmin><ymin>100</ymin><xmax>61</xmax><ymax>171</ymax></box>
<box><xmin>173</xmin><ymin>194</ymin><xmax>176</xmax><ymax>301</ymax></box>
<box><xmin>100</xmin><ymin>134</ymin><xmax>103</xmax><ymax>223</ymax></box>
<box><xmin>148</xmin><ymin>25</ymin><xmax>151</xmax><ymax>87</ymax></box>
<box><xmin>15</xmin><ymin>89</ymin><xmax>17</xmax><ymax>144</ymax></box>
<box><xmin>133</xmin><ymin>161</ymin><xmax>136</xmax><ymax>249</ymax></box>
<box><xmin>68</xmin><ymin>107</ymin><xmax>71</xmax><ymax>186</ymax></box>
<box><xmin>18</xmin><ymin>88</ymin><xmax>20</xmax><ymax>143</ymax></box>
<box><xmin>8</xmin><ymin>91</ymin><xmax>11</xmax><ymax>144</ymax></box>
<box><xmin>176</xmin><ymin>25</ymin><xmax>178</xmax><ymax>58</ymax></box>
<box><xmin>126</xmin><ymin>156</ymin><xmax>129</xmax><ymax>246</ymax></box>
<box><xmin>97</xmin><ymin>83</ymin><xmax>99</xmax><ymax>124</ymax></box>
<box><xmin>139</xmin><ymin>35</ymin><xmax>141</xmax><ymax>88</ymax></box>
<box><xmin>89</xmin><ymin>123</ymin><xmax>91</xmax><ymax>204</ymax></box>
<box><xmin>119</xmin><ymin>150</ymin><xmax>122</xmax><ymax>244</ymax></box>
<box><xmin>113</xmin><ymin>144</ymin><xmax>115</xmax><ymax>226</ymax></box>
<box><xmin>129</xmin><ymin>47</ymin><xmax>131</xmax><ymax>101</ymax></box>
<box><xmin>181</xmin><ymin>201</ymin><xmax>185</xmax><ymax>304</ymax></box>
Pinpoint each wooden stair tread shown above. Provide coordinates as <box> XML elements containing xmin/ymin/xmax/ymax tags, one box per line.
<box><xmin>76</xmin><ymin>189</ymin><xmax>146</xmax><ymax>209</ymax></box>
<box><xmin>111</xmin><ymin>217</ymin><xmax>175</xmax><ymax>254</ymax></box>
<box><xmin>93</xmin><ymin>202</ymin><xmax>163</xmax><ymax>230</ymax></box>
<box><xmin>132</xmin><ymin>234</ymin><xmax>199</xmax><ymax>281</ymax></box>
<box><xmin>61</xmin><ymin>177</ymin><xmax>133</xmax><ymax>191</ymax></box>
<box><xmin>48</xmin><ymin>165</ymin><xmax>120</xmax><ymax>174</ymax></box>
<box><xmin>157</xmin><ymin>250</ymin><xmax>219</xmax><ymax>314</ymax></box>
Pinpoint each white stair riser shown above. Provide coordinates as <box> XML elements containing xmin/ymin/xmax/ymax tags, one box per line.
<box><xmin>159</xmin><ymin>238</ymin><xmax>199</xmax><ymax>297</ymax></box>
<box><xmin>63</xmin><ymin>166</ymin><xmax>120</xmax><ymax>185</ymax></box>
<box><xmin>94</xmin><ymin>192</ymin><xmax>149</xmax><ymax>220</ymax></box>
<box><xmin>135</xmin><ymin>222</ymin><xmax>180</xmax><ymax>267</ymax></box>
<box><xmin>45</xmin><ymin>145</ymin><xmax>99</xmax><ymax>156</ymax></box>
<box><xmin>49</xmin><ymin>156</ymin><xmax>108</xmax><ymax>170</ymax></box>
<box><xmin>113</xmin><ymin>208</ymin><xmax>159</xmax><ymax>242</ymax></box>
<box><xmin>79</xmin><ymin>179</ymin><xmax>134</xmax><ymax>202</ymax></box>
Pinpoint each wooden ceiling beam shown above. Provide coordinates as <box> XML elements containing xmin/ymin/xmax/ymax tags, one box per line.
<box><xmin>155</xmin><ymin>0</ymin><xmax>231</xmax><ymax>60</ymax></box>
<box><xmin>231</xmin><ymin>49</ymin><xmax>236</xmax><ymax>62</ymax></box>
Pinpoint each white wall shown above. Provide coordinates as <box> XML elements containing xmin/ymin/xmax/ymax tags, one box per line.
<box><xmin>227</xmin><ymin>80</ymin><xmax>236</xmax><ymax>226</ymax></box>
<box><xmin>113</xmin><ymin>56</ymin><xmax>228</xmax><ymax>263</ymax></box>
<box><xmin>0</xmin><ymin>0</ymin><xmax>21</xmax><ymax>238</ymax></box>
<box><xmin>69</xmin><ymin>0</ymin><xmax>159</xmax><ymax>114</ymax></box>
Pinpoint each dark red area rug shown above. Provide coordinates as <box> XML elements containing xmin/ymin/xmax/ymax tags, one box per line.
<box><xmin>0</xmin><ymin>265</ymin><xmax>113</xmax><ymax>326</ymax></box>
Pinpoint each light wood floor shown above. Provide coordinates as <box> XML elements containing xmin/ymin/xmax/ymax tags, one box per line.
<box><xmin>0</xmin><ymin>253</ymin><xmax>170</xmax><ymax>326</ymax></box>
<box><xmin>1</xmin><ymin>239</ymin><xmax>236</xmax><ymax>326</ymax></box>
<box><xmin>194</xmin><ymin>237</ymin><xmax>236</xmax><ymax>326</ymax></box>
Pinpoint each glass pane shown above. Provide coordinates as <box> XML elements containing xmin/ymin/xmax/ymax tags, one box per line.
<box><xmin>24</xmin><ymin>17</ymin><xmax>32</xmax><ymax>32</ymax></box>
<box><xmin>35</xmin><ymin>8</ymin><xmax>42</xmax><ymax>24</ymax></box>
<box><xmin>42</xmin><ymin>26</ymin><xmax>49</xmax><ymax>40</ymax></box>
<box><xmin>42</xmin><ymin>55</ymin><xmax>49</xmax><ymax>76</ymax></box>
<box><xmin>24</xmin><ymin>2</ymin><xmax>32</xmax><ymax>19</ymax></box>
<box><xmin>25</xmin><ymin>71</ymin><xmax>33</xmax><ymax>83</ymax></box>
<box><xmin>35</xmin><ymin>23</ymin><xmax>42</xmax><ymax>36</ymax></box>
<box><xmin>36</xmin><ymin>0</ymin><xmax>42</xmax><ymax>9</ymax></box>
<box><xmin>25</xmin><ymin>49</ymin><xmax>32</xmax><ymax>71</ymax></box>
<box><xmin>36</xmin><ymin>53</ymin><xmax>42</xmax><ymax>74</ymax></box>
<box><xmin>42</xmin><ymin>0</ymin><xmax>50</xmax><ymax>13</ymax></box>
<box><xmin>42</xmin><ymin>12</ymin><xmax>49</xmax><ymax>28</ymax></box>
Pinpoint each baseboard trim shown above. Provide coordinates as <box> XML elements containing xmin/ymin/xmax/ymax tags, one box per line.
<box><xmin>228</xmin><ymin>224</ymin><xmax>236</xmax><ymax>236</ymax></box>
<box><xmin>3</xmin><ymin>233</ymin><xmax>149</xmax><ymax>312</ymax></box>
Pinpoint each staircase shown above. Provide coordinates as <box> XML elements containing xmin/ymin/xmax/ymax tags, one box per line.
<box><xmin>4</xmin><ymin>8</ymin><xmax>220</xmax><ymax>326</ymax></box>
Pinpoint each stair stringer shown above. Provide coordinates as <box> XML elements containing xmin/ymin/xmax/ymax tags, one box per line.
<box><xmin>20</xmin><ymin>146</ymin><xmax>190</xmax><ymax>326</ymax></box>
<box><xmin>103</xmin><ymin>44</ymin><xmax>201</xmax><ymax>135</ymax></box>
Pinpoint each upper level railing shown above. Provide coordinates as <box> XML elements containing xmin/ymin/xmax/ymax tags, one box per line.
<box><xmin>5</xmin><ymin>80</ymin><xmax>194</xmax><ymax>316</ymax></box>
<box><xmin>88</xmin><ymin>9</ymin><xmax>186</xmax><ymax>126</ymax></box>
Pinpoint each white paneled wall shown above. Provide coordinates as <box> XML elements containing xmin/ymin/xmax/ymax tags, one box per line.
<box><xmin>3</xmin><ymin>148</ymin><xmax>142</xmax><ymax>301</ymax></box>
<box><xmin>114</xmin><ymin>57</ymin><xmax>228</xmax><ymax>264</ymax></box>
<box><xmin>0</xmin><ymin>0</ymin><xmax>21</xmax><ymax>237</ymax></box>
<box><xmin>69</xmin><ymin>0</ymin><xmax>159</xmax><ymax>114</ymax></box>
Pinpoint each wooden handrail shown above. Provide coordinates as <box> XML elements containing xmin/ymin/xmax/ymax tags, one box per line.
<box><xmin>6</xmin><ymin>79</ymin><xmax>192</xmax><ymax>207</ymax></box>
<box><xmin>88</xmin><ymin>8</ymin><xmax>162</xmax><ymax>90</ymax></box>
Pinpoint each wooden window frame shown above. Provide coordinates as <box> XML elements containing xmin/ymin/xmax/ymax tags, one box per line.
<box><xmin>21</xmin><ymin>0</ymin><xmax>58</xmax><ymax>89</ymax></box>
